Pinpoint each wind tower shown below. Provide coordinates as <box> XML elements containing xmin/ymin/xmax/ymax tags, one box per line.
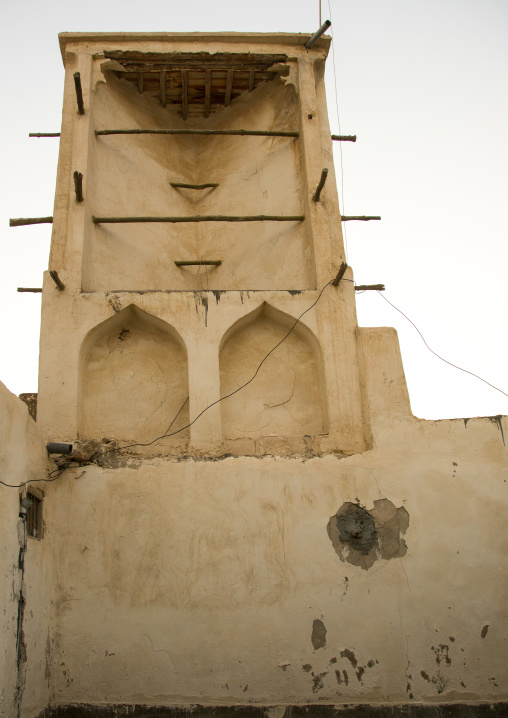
<box><xmin>37</xmin><ymin>29</ymin><xmax>369</xmax><ymax>457</ymax></box>
<box><xmin>4</xmin><ymin>25</ymin><xmax>507</xmax><ymax>718</ymax></box>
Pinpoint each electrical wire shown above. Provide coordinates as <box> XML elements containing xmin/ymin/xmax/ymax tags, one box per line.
<box><xmin>0</xmin><ymin>464</ymin><xmax>85</xmax><ymax>489</ymax></box>
<box><xmin>375</xmin><ymin>291</ymin><xmax>508</xmax><ymax>398</ymax></box>
<box><xmin>0</xmin><ymin>277</ymin><xmax>336</xmax><ymax>487</ymax></box>
<box><xmin>93</xmin><ymin>277</ymin><xmax>336</xmax><ymax>459</ymax></box>
<box><xmin>326</xmin><ymin>0</ymin><xmax>348</xmax><ymax>262</ymax></box>
<box><xmin>3</xmin><ymin>279</ymin><xmax>505</xmax><ymax>487</ymax></box>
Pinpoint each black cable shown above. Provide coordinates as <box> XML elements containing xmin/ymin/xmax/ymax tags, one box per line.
<box><xmin>375</xmin><ymin>291</ymin><xmax>508</xmax><ymax>398</ymax></box>
<box><xmin>95</xmin><ymin>277</ymin><xmax>336</xmax><ymax>459</ymax></box>
<box><xmin>0</xmin><ymin>465</ymin><xmax>85</xmax><ymax>489</ymax></box>
<box><xmin>1</xmin><ymin>278</ymin><xmax>336</xmax><ymax>486</ymax></box>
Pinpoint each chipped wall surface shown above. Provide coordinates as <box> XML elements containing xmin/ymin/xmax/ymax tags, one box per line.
<box><xmin>2</xmin><ymin>31</ymin><xmax>508</xmax><ymax>718</ymax></box>
<box><xmin>0</xmin><ymin>382</ymin><xmax>52</xmax><ymax>718</ymax></box>
<box><xmin>46</xmin><ymin>411</ymin><xmax>508</xmax><ymax>707</ymax></box>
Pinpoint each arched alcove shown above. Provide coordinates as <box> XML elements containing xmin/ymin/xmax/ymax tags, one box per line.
<box><xmin>79</xmin><ymin>305</ymin><xmax>189</xmax><ymax>443</ymax></box>
<box><xmin>219</xmin><ymin>304</ymin><xmax>328</xmax><ymax>439</ymax></box>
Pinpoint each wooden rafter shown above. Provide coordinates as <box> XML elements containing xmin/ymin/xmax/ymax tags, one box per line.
<box><xmin>181</xmin><ymin>70</ymin><xmax>188</xmax><ymax>120</ymax></box>
<box><xmin>104</xmin><ymin>50</ymin><xmax>288</xmax><ymax>72</ymax></box>
<box><xmin>160</xmin><ymin>70</ymin><xmax>166</xmax><ymax>107</ymax></box>
<box><xmin>204</xmin><ymin>70</ymin><xmax>211</xmax><ymax>118</ymax></box>
<box><xmin>104</xmin><ymin>50</ymin><xmax>289</xmax><ymax>119</ymax></box>
<box><xmin>225</xmin><ymin>70</ymin><xmax>233</xmax><ymax>106</ymax></box>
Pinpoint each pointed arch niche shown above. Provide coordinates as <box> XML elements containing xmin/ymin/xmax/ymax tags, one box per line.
<box><xmin>79</xmin><ymin>306</ymin><xmax>189</xmax><ymax>444</ymax></box>
<box><xmin>219</xmin><ymin>304</ymin><xmax>328</xmax><ymax>440</ymax></box>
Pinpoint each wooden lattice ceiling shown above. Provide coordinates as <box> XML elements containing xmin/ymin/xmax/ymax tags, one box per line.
<box><xmin>104</xmin><ymin>51</ymin><xmax>289</xmax><ymax>120</ymax></box>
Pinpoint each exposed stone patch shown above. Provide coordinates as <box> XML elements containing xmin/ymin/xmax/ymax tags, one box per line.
<box><xmin>19</xmin><ymin>393</ymin><xmax>37</xmax><ymax>421</ymax></box>
<box><xmin>54</xmin><ymin>438</ymin><xmax>139</xmax><ymax>469</ymax></box>
<box><xmin>327</xmin><ymin>499</ymin><xmax>409</xmax><ymax>570</ymax></box>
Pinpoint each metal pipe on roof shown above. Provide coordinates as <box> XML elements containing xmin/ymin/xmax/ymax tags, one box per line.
<box><xmin>305</xmin><ymin>20</ymin><xmax>331</xmax><ymax>49</ymax></box>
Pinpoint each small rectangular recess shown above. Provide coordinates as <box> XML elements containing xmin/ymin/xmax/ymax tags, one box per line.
<box><xmin>26</xmin><ymin>489</ymin><xmax>43</xmax><ymax>539</ymax></box>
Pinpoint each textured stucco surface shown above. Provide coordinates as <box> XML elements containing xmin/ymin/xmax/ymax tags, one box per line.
<box><xmin>0</xmin><ymin>382</ymin><xmax>52</xmax><ymax>718</ymax></box>
<box><xmin>46</xmin><ymin>412</ymin><xmax>508</xmax><ymax>707</ymax></box>
<box><xmin>1</xmin><ymin>31</ymin><xmax>507</xmax><ymax>718</ymax></box>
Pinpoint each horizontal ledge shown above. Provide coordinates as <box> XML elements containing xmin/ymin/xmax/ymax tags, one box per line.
<box><xmin>17</xmin><ymin>288</ymin><xmax>42</xmax><ymax>293</ymax></box>
<box><xmin>331</xmin><ymin>135</ymin><xmax>356</xmax><ymax>142</ymax></box>
<box><xmin>83</xmin><ymin>289</ymin><xmax>319</xmax><ymax>294</ymax></box>
<box><xmin>174</xmin><ymin>261</ymin><xmax>222</xmax><ymax>267</ymax></box>
<box><xmin>170</xmin><ymin>182</ymin><xmax>219</xmax><ymax>189</ymax></box>
<box><xmin>92</xmin><ymin>216</ymin><xmax>305</xmax><ymax>223</ymax></box>
<box><xmin>95</xmin><ymin>129</ymin><xmax>299</xmax><ymax>138</ymax></box>
<box><xmin>29</xmin><ymin>133</ymin><xmax>61</xmax><ymax>138</ymax></box>
<box><xmin>341</xmin><ymin>216</ymin><xmax>381</xmax><ymax>222</ymax></box>
<box><xmin>355</xmin><ymin>284</ymin><xmax>385</xmax><ymax>291</ymax></box>
<box><xmin>10</xmin><ymin>217</ymin><xmax>53</xmax><ymax>227</ymax></box>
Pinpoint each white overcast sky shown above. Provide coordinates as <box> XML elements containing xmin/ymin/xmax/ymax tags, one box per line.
<box><xmin>0</xmin><ymin>0</ymin><xmax>507</xmax><ymax>420</ymax></box>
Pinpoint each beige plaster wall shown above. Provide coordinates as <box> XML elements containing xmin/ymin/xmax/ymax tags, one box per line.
<box><xmin>38</xmin><ymin>281</ymin><xmax>365</xmax><ymax>456</ymax></box>
<box><xmin>84</xmin><ymin>73</ymin><xmax>310</xmax><ymax>292</ymax></box>
<box><xmin>220</xmin><ymin>303</ymin><xmax>327</xmax><ymax>439</ymax></box>
<box><xmin>45</xmin><ymin>337</ymin><xmax>508</xmax><ymax>707</ymax></box>
<box><xmin>0</xmin><ymin>382</ymin><xmax>53</xmax><ymax>718</ymax></box>
<box><xmin>28</xmin><ymin>31</ymin><xmax>508</xmax><ymax>714</ymax></box>
<box><xmin>81</xmin><ymin>304</ymin><xmax>189</xmax><ymax>443</ymax></box>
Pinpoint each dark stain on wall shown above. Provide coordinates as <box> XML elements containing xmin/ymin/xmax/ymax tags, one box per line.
<box><xmin>311</xmin><ymin>619</ymin><xmax>326</xmax><ymax>650</ymax></box>
<box><xmin>327</xmin><ymin>499</ymin><xmax>409</xmax><ymax>570</ymax></box>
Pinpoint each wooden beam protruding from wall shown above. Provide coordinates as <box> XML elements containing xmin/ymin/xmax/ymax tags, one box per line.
<box><xmin>49</xmin><ymin>270</ymin><xmax>65</xmax><ymax>291</ymax></box>
<box><xmin>313</xmin><ymin>168</ymin><xmax>328</xmax><ymax>202</ymax></box>
<box><xmin>341</xmin><ymin>216</ymin><xmax>381</xmax><ymax>222</ymax></box>
<box><xmin>73</xmin><ymin>172</ymin><xmax>83</xmax><ymax>202</ymax></box>
<box><xmin>10</xmin><ymin>217</ymin><xmax>53</xmax><ymax>227</ymax></box>
<box><xmin>332</xmin><ymin>262</ymin><xmax>348</xmax><ymax>287</ymax></box>
<box><xmin>29</xmin><ymin>133</ymin><xmax>60</xmax><ymax>138</ymax></box>
<box><xmin>73</xmin><ymin>72</ymin><xmax>84</xmax><ymax>115</ymax></box>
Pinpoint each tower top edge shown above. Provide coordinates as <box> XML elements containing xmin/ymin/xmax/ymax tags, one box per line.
<box><xmin>58</xmin><ymin>31</ymin><xmax>331</xmax><ymax>62</ymax></box>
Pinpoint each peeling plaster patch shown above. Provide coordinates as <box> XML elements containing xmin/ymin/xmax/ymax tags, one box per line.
<box><xmin>335</xmin><ymin>669</ymin><xmax>349</xmax><ymax>686</ymax></box>
<box><xmin>488</xmin><ymin>415</ymin><xmax>505</xmax><ymax>445</ymax></box>
<box><xmin>420</xmin><ymin>644</ymin><xmax>452</xmax><ymax>694</ymax></box>
<box><xmin>340</xmin><ymin>649</ymin><xmax>358</xmax><ymax>668</ymax></box>
<box><xmin>481</xmin><ymin>624</ymin><xmax>489</xmax><ymax>638</ymax></box>
<box><xmin>107</xmin><ymin>295</ymin><xmax>122</xmax><ymax>313</ymax></box>
<box><xmin>311</xmin><ymin>619</ymin><xmax>326</xmax><ymax>649</ymax></box>
<box><xmin>327</xmin><ymin>499</ymin><xmax>409</xmax><ymax>570</ymax></box>
<box><xmin>311</xmin><ymin>670</ymin><xmax>328</xmax><ymax>693</ymax></box>
<box><xmin>338</xmin><ymin>649</ymin><xmax>376</xmax><ymax>685</ymax></box>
